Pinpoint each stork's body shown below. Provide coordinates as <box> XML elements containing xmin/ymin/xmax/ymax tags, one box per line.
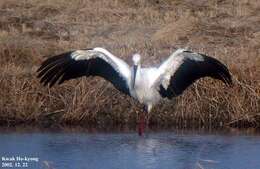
<box><xmin>37</xmin><ymin>47</ymin><xmax>232</xmax><ymax>135</ymax></box>
<box><xmin>132</xmin><ymin>67</ymin><xmax>160</xmax><ymax>111</ymax></box>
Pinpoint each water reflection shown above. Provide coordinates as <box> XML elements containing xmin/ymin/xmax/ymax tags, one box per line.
<box><xmin>0</xmin><ymin>128</ymin><xmax>260</xmax><ymax>169</ymax></box>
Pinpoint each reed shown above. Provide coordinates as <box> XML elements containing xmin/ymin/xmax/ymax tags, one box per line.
<box><xmin>0</xmin><ymin>0</ymin><xmax>259</xmax><ymax>128</ymax></box>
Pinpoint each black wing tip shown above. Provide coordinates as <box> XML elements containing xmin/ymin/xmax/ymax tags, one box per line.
<box><xmin>37</xmin><ymin>48</ymin><xmax>94</xmax><ymax>88</ymax></box>
<box><xmin>196</xmin><ymin>53</ymin><xmax>233</xmax><ymax>87</ymax></box>
<box><xmin>37</xmin><ymin>51</ymin><xmax>74</xmax><ymax>87</ymax></box>
<box><xmin>222</xmin><ymin>69</ymin><xmax>233</xmax><ymax>87</ymax></box>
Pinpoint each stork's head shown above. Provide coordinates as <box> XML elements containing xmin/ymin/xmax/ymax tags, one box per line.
<box><xmin>132</xmin><ymin>53</ymin><xmax>141</xmax><ymax>66</ymax></box>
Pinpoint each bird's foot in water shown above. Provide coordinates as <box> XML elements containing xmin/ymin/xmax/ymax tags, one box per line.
<box><xmin>138</xmin><ymin>113</ymin><xmax>145</xmax><ymax>136</ymax></box>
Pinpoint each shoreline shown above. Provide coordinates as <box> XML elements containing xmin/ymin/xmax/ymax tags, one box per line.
<box><xmin>0</xmin><ymin>116</ymin><xmax>259</xmax><ymax>130</ymax></box>
<box><xmin>0</xmin><ymin>124</ymin><xmax>260</xmax><ymax>136</ymax></box>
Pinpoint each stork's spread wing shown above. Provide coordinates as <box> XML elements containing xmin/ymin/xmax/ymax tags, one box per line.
<box><xmin>37</xmin><ymin>47</ymin><xmax>131</xmax><ymax>95</ymax></box>
<box><xmin>157</xmin><ymin>49</ymin><xmax>232</xmax><ymax>99</ymax></box>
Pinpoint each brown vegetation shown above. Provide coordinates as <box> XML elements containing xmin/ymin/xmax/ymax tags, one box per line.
<box><xmin>0</xmin><ymin>0</ymin><xmax>259</xmax><ymax>128</ymax></box>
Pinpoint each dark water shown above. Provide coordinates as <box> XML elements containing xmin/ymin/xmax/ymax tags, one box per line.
<box><xmin>0</xmin><ymin>128</ymin><xmax>260</xmax><ymax>169</ymax></box>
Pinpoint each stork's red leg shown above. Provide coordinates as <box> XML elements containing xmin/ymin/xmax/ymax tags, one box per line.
<box><xmin>138</xmin><ymin>112</ymin><xmax>145</xmax><ymax>136</ymax></box>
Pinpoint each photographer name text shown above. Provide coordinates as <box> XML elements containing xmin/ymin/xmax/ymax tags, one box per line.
<box><xmin>1</xmin><ymin>156</ymin><xmax>39</xmax><ymax>168</ymax></box>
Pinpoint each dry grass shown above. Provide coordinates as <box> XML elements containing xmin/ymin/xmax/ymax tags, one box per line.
<box><xmin>0</xmin><ymin>0</ymin><xmax>259</xmax><ymax>128</ymax></box>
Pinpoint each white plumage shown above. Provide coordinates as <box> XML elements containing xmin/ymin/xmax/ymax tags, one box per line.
<box><xmin>37</xmin><ymin>47</ymin><xmax>232</xmax><ymax>114</ymax></box>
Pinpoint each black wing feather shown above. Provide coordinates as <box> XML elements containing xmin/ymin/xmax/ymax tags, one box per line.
<box><xmin>37</xmin><ymin>50</ymin><xmax>130</xmax><ymax>95</ymax></box>
<box><xmin>159</xmin><ymin>51</ymin><xmax>232</xmax><ymax>99</ymax></box>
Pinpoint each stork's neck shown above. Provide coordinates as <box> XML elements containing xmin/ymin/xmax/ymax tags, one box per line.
<box><xmin>131</xmin><ymin>64</ymin><xmax>141</xmax><ymax>89</ymax></box>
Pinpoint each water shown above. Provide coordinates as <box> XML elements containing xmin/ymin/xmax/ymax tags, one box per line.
<box><xmin>0</xmin><ymin>128</ymin><xmax>260</xmax><ymax>169</ymax></box>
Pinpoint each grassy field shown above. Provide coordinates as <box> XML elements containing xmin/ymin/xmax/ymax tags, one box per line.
<box><xmin>0</xmin><ymin>0</ymin><xmax>259</xmax><ymax>128</ymax></box>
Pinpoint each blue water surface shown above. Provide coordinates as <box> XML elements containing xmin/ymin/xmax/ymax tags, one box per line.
<box><xmin>0</xmin><ymin>128</ymin><xmax>260</xmax><ymax>169</ymax></box>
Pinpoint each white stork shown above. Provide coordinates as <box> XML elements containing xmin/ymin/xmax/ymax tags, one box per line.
<box><xmin>37</xmin><ymin>47</ymin><xmax>232</xmax><ymax>135</ymax></box>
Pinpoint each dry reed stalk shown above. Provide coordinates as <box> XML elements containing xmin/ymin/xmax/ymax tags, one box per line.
<box><xmin>0</xmin><ymin>0</ymin><xmax>259</xmax><ymax>128</ymax></box>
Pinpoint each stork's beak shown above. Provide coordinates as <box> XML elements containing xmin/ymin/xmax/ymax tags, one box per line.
<box><xmin>132</xmin><ymin>65</ymin><xmax>138</xmax><ymax>88</ymax></box>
